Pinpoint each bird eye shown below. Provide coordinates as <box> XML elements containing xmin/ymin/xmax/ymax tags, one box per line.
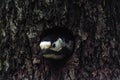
<box><xmin>52</xmin><ymin>43</ymin><xmax>56</xmax><ymax>48</ymax></box>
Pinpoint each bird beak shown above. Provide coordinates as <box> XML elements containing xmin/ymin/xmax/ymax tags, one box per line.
<box><xmin>40</xmin><ymin>49</ymin><xmax>47</xmax><ymax>56</ymax></box>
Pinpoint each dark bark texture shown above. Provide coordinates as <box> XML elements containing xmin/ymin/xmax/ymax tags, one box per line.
<box><xmin>0</xmin><ymin>0</ymin><xmax>120</xmax><ymax>80</ymax></box>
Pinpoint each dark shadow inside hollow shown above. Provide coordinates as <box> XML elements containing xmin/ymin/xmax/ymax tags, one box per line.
<box><xmin>39</xmin><ymin>27</ymin><xmax>75</xmax><ymax>67</ymax></box>
<box><xmin>40</xmin><ymin>27</ymin><xmax>75</xmax><ymax>40</ymax></box>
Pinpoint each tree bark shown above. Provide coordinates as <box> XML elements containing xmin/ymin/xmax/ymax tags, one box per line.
<box><xmin>0</xmin><ymin>0</ymin><xmax>120</xmax><ymax>80</ymax></box>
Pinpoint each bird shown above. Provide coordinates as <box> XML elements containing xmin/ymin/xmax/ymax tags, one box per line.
<box><xmin>39</xmin><ymin>27</ymin><xmax>75</xmax><ymax>60</ymax></box>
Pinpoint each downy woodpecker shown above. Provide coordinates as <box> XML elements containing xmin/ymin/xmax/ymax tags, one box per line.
<box><xmin>39</xmin><ymin>27</ymin><xmax>75</xmax><ymax>60</ymax></box>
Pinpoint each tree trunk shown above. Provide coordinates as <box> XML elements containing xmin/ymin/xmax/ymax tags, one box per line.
<box><xmin>0</xmin><ymin>0</ymin><xmax>120</xmax><ymax>80</ymax></box>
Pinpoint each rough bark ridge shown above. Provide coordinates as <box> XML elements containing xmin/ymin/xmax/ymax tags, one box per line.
<box><xmin>0</xmin><ymin>0</ymin><xmax>120</xmax><ymax>80</ymax></box>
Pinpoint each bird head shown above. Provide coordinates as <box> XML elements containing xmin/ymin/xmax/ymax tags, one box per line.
<box><xmin>40</xmin><ymin>35</ymin><xmax>66</xmax><ymax>59</ymax></box>
<box><xmin>39</xmin><ymin>27</ymin><xmax>75</xmax><ymax>60</ymax></box>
